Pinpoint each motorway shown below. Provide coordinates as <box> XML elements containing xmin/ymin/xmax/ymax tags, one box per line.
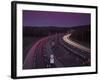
<box><xmin>23</xmin><ymin>33</ymin><xmax>90</xmax><ymax>69</ymax></box>
<box><xmin>63</xmin><ymin>33</ymin><xmax>90</xmax><ymax>53</ymax></box>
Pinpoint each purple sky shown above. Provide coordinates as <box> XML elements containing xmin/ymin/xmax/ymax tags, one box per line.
<box><xmin>23</xmin><ymin>10</ymin><xmax>90</xmax><ymax>27</ymax></box>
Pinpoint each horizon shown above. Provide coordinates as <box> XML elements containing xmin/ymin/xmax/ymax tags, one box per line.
<box><xmin>23</xmin><ymin>24</ymin><xmax>90</xmax><ymax>28</ymax></box>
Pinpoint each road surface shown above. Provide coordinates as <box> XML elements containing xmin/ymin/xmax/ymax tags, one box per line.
<box><xmin>23</xmin><ymin>33</ymin><xmax>90</xmax><ymax>69</ymax></box>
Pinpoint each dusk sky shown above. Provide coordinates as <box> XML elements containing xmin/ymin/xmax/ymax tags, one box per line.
<box><xmin>23</xmin><ymin>10</ymin><xmax>90</xmax><ymax>27</ymax></box>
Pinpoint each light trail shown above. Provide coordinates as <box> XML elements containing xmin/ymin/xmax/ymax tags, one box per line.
<box><xmin>63</xmin><ymin>33</ymin><xmax>90</xmax><ymax>53</ymax></box>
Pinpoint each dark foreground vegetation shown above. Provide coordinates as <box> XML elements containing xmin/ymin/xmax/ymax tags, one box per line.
<box><xmin>23</xmin><ymin>25</ymin><xmax>90</xmax><ymax>37</ymax></box>
<box><xmin>70</xmin><ymin>25</ymin><xmax>90</xmax><ymax>48</ymax></box>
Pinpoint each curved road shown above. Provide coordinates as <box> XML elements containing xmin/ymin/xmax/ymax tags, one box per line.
<box><xmin>63</xmin><ymin>33</ymin><xmax>90</xmax><ymax>53</ymax></box>
<box><xmin>23</xmin><ymin>33</ymin><xmax>90</xmax><ymax>69</ymax></box>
